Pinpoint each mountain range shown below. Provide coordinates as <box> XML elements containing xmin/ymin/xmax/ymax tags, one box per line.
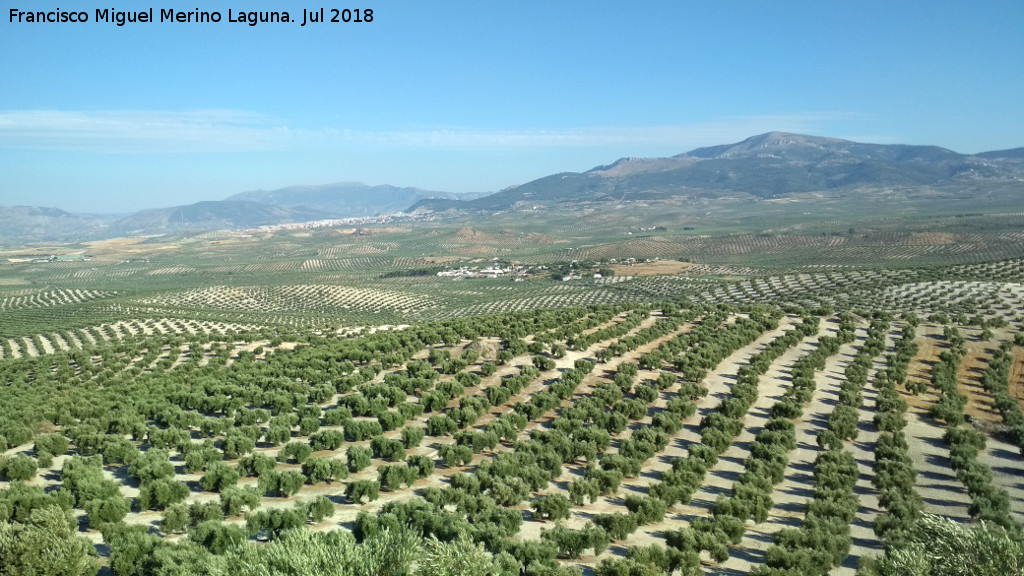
<box><xmin>2</xmin><ymin>132</ymin><xmax>1022</xmax><ymax>241</ymax></box>
<box><xmin>409</xmin><ymin>132</ymin><xmax>1024</xmax><ymax>212</ymax></box>
<box><xmin>227</xmin><ymin>182</ymin><xmax>480</xmax><ymax>216</ymax></box>
<box><xmin>0</xmin><ymin>183</ymin><xmax>481</xmax><ymax>241</ymax></box>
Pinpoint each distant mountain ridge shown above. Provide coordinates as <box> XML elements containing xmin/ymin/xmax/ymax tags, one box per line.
<box><xmin>227</xmin><ymin>182</ymin><xmax>482</xmax><ymax>217</ymax></box>
<box><xmin>3</xmin><ymin>133</ymin><xmax>1022</xmax><ymax>241</ymax></box>
<box><xmin>975</xmin><ymin>147</ymin><xmax>1024</xmax><ymax>159</ymax></box>
<box><xmin>411</xmin><ymin>132</ymin><xmax>1024</xmax><ymax>212</ymax></box>
<box><xmin>0</xmin><ymin>206</ymin><xmax>115</xmax><ymax>242</ymax></box>
<box><xmin>0</xmin><ymin>182</ymin><xmax>482</xmax><ymax>241</ymax></box>
<box><xmin>112</xmin><ymin>201</ymin><xmax>333</xmax><ymax>236</ymax></box>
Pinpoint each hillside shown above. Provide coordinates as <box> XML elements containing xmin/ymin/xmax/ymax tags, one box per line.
<box><xmin>0</xmin><ymin>206</ymin><xmax>115</xmax><ymax>242</ymax></box>
<box><xmin>0</xmin><ymin>183</ymin><xmax>481</xmax><ymax>242</ymax></box>
<box><xmin>4</xmin><ymin>183</ymin><xmax>1024</xmax><ymax>575</ymax></box>
<box><xmin>110</xmin><ymin>200</ymin><xmax>332</xmax><ymax>236</ymax></box>
<box><xmin>4</xmin><ymin>133</ymin><xmax>1023</xmax><ymax>242</ymax></box>
<box><xmin>410</xmin><ymin>132</ymin><xmax>1024</xmax><ymax>212</ymax></box>
<box><xmin>228</xmin><ymin>182</ymin><xmax>482</xmax><ymax>217</ymax></box>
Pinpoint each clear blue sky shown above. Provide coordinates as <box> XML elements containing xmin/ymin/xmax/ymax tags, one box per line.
<box><xmin>1</xmin><ymin>1</ymin><xmax>1022</xmax><ymax>213</ymax></box>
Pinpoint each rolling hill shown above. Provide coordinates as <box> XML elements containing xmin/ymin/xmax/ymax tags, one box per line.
<box><xmin>227</xmin><ymin>182</ymin><xmax>483</xmax><ymax>217</ymax></box>
<box><xmin>109</xmin><ymin>200</ymin><xmax>333</xmax><ymax>236</ymax></box>
<box><xmin>0</xmin><ymin>206</ymin><xmax>115</xmax><ymax>243</ymax></box>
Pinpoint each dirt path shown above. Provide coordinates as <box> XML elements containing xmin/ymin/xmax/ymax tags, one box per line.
<box><xmin>37</xmin><ymin>335</ymin><xmax>56</xmax><ymax>354</ymax></box>
<box><xmin>903</xmin><ymin>406</ymin><xmax>972</xmax><ymax>521</ymax></box>
<box><xmin>300</xmin><ymin>312</ymin><xmax>688</xmax><ymax>528</ymax></box>
<box><xmin>712</xmin><ymin>320</ymin><xmax>862</xmax><ymax>575</ymax></box>
<box><xmin>957</xmin><ymin>330</ymin><xmax>1002</xmax><ymax>425</ymax></box>
<box><xmin>673</xmin><ymin>318</ymin><xmax>822</xmax><ymax>523</ymax></box>
<box><xmin>834</xmin><ymin>326</ymin><xmax>897</xmax><ymax>575</ymax></box>
<box><xmin>976</xmin><ymin>432</ymin><xmax>1024</xmax><ymax>523</ymax></box>
<box><xmin>51</xmin><ymin>332</ymin><xmax>70</xmax><ymax>351</ymax></box>
<box><xmin>577</xmin><ymin>316</ymin><xmax>807</xmax><ymax>556</ymax></box>
<box><xmin>1008</xmin><ymin>345</ymin><xmax>1024</xmax><ymax>411</ymax></box>
<box><xmin>903</xmin><ymin>324</ymin><xmax>972</xmax><ymax>522</ymax></box>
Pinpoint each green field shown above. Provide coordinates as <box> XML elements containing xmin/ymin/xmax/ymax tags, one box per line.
<box><xmin>2</xmin><ymin>203</ymin><xmax>1024</xmax><ymax>576</ymax></box>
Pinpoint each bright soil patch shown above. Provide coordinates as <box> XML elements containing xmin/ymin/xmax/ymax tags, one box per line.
<box><xmin>1008</xmin><ymin>345</ymin><xmax>1024</xmax><ymax>412</ymax></box>
<box><xmin>610</xmin><ymin>260</ymin><xmax>696</xmax><ymax>276</ymax></box>
<box><xmin>83</xmin><ymin>237</ymin><xmax>181</xmax><ymax>261</ymax></box>
<box><xmin>956</xmin><ymin>337</ymin><xmax>1002</xmax><ymax>425</ymax></box>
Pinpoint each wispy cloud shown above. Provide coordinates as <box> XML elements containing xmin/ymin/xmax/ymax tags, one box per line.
<box><xmin>0</xmin><ymin>109</ymin><xmax>867</xmax><ymax>154</ymax></box>
<box><xmin>0</xmin><ymin>110</ymin><xmax>292</xmax><ymax>153</ymax></box>
<box><xmin>323</xmin><ymin>113</ymin><xmax>865</xmax><ymax>150</ymax></box>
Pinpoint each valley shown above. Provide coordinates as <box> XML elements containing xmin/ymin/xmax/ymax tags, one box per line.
<box><xmin>2</xmin><ymin>133</ymin><xmax>1024</xmax><ymax>576</ymax></box>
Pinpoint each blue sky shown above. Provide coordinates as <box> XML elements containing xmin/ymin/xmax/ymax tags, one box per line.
<box><xmin>1</xmin><ymin>1</ymin><xmax>1022</xmax><ymax>213</ymax></box>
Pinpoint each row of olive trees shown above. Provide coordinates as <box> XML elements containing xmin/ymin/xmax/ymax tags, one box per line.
<box><xmin>978</xmin><ymin>340</ymin><xmax>1024</xmax><ymax>455</ymax></box>
<box><xmin>868</xmin><ymin>324</ymin><xmax>924</xmax><ymax>551</ymax></box>
<box><xmin>929</xmin><ymin>327</ymin><xmax>1019</xmax><ymax>533</ymax></box>
<box><xmin>674</xmin><ymin>315</ymin><xmax>852</xmax><ymax>562</ymax></box>
<box><xmin>648</xmin><ymin>313</ymin><xmax>807</xmax><ymax>512</ymax></box>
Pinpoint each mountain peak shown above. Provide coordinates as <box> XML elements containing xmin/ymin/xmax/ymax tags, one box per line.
<box><xmin>686</xmin><ymin>132</ymin><xmax>848</xmax><ymax>159</ymax></box>
<box><xmin>411</xmin><ymin>132</ymin><xmax>1024</xmax><ymax>214</ymax></box>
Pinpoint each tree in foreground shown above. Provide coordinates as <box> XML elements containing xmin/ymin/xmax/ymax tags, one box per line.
<box><xmin>417</xmin><ymin>534</ymin><xmax>514</xmax><ymax>576</ymax></box>
<box><xmin>0</xmin><ymin>504</ymin><xmax>99</xmax><ymax>576</ymax></box>
<box><xmin>223</xmin><ymin>527</ymin><xmax>420</xmax><ymax>576</ymax></box>
<box><xmin>857</xmin><ymin>513</ymin><xmax>1023</xmax><ymax>576</ymax></box>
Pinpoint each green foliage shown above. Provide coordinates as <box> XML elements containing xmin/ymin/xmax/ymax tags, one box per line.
<box><xmin>346</xmin><ymin>480</ymin><xmax>380</xmax><ymax>503</ymax></box>
<box><xmin>5</xmin><ymin>273</ymin><xmax>1024</xmax><ymax>576</ymax></box>
<box><xmin>418</xmin><ymin>534</ymin><xmax>509</xmax><ymax>576</ymax></box>
<box><xmin>246</xmin><ymin>508</ymin><xmax>304</xmax><ymax>541</ymax></box>
<box><xmin>238</xmin><ymin>453</ymin><xmax>277</xmax><ymax>478</ymax></box>
<box><xmin>143</xmin><ymin>540</ymin><xmax>223</xmax><ymax>576</ymax></box>
<box><xmin>306</xmin><ymin>495</ymin><xmax>335</xmax><ymax>523</ymax></box>
<box><xmin>188</xmin><ymin>520</ymin><xmax>247</xmax><ymax>555</ymax></box>
<box><xmin>0</xmin><ymin>454</ymin><xmax>38</xmax><ymax>481</ymax></box>
<box><xmin>377</xmin><ymin>464</ymin><xmax>418</xmax><ymax>491</ymax></box>
<box><xmin>138</xmin><ymin>477</ymin><xmax>190</xmax><ymax>511</ymax></box>
<box><xmin>592</xmin><ymin>512</ymin><xmax>639</xmax><ymax>541</ymax></box>
<box><xmin>160</xmin><ymin>503</ymin><xmax>189</xmax><ymax>534</ymax></box>
<box><xmin>308</xmin><ymin>430</ymin><xmax>346</xmax><ymax>451</ymax></box>
<box><xmin>219</xmin><ymin>486</ymin><xmax>261</xmax><ymax>517</ymax></box>
<box><xmin>34</xmin><ymin>434</ymin><xmax>70</xmax><ymax>457</ymax></box>
<box><xmin>188</xmin><ymin>501</ymin><xmax>223</xmax><ymax>527</ymax></box>
<box><xmin>858</xmin><ymin>513</ymin><xmax>1023</xmax><ymax>576</ymax></box>
<box><xmin>129</xmin><ymin>449</ymin><xmax>175</xmax><ymax>484</ymax></box>
<box><xmin>184</xmin><ymin>442</ymin><xmax>224</xmax><ymax>473</ymax></box>
<box><xmin>275</xmin><ymin>471</ymin><xmax>307</xmax><ymax>497</ymax></box>
<box><xmin>400</xmin><ymin>426</ymin><xmax>426</xmax><ymax>449</ymax></box>
<box><xmin>220</xmin><ymin>430</ymin><xmax>257</xmax><ymax>459</ymax></box>
<box><xmin>223</xmin><ymin>527</ymin><xmax>421</xmax><ymax>576</ymax></box>
<box><xmin>346</xmin><ymin>445</ymin><xmax>373</xmax><ymax>473</ymax></box>
<box><xmin>0</xmin><ymin>505</ymin><xmax>99</xmax><ymax>576</ymax></box>
<box><xmin>277</xmin><ymin>441</ymin><xmax>314</xmax><ymax>464</ymax></box>
<box><xmin>371</xmin><ymin>435</ymin><xmax>407</xmax><ymax>462</ymax></box>
<box><xmin>438</xmin><ymin>443</ymin><xmax>474</xmax><ymax>467</ymax></box>
<box><xmin>106</xmin><ymin>523</ymin><xmax>158</xmax><ymax>576</ymax></box>
<box><xmin>531</xmin><ymin>494</ymin><xmax>572</xmax><ymax>521</ymax></box>
<box><xmin>201</xmin><ymin>462</ymin><xmax>240</xmax><ymax>492</ymax></box>
<box><xmin>84</xmin><ymin>494</ymin><xmax>130</xmax><ymax>528</ymax></box>
<box><xmin>302</xmin><ymin>457</ymin><xmax>348</xmax><ymax>484</ymax></box>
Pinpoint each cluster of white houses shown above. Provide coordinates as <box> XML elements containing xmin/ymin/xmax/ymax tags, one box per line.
<box><xmin>561</xmin><ymin>272</ymin><xmax>602</xmax><ymax>281</ymax></box>
<box><xmin>6</xmin><ymin>254</ymin><xmax>92</xmax><ymax>264</ymax></box>
<box><xmin>436</xmin><ymin>264</ymin><xmax>610</xmax><ymax>282</ymax></box>
<box><xmin>436</xmin><ymin>266</ymin><xmax>513</xmax><ymax>279</ymax></box>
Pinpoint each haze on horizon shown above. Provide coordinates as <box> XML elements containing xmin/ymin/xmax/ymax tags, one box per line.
<box><xmin>1</xmin><ymin>1</ymin><xmax>1022</xmax><ymax>213</ymax></box>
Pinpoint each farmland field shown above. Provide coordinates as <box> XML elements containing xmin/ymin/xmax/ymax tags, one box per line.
<box><xmin>2</xmin><ymin>209</ymin><xmax>1024</xmax><ymax>575</ymax></box>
